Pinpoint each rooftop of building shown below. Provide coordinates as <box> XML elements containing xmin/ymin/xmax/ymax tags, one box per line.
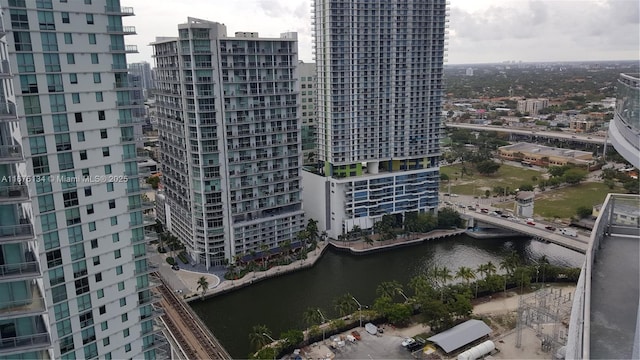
<box><xmin>499</xmin><ymin>142</ymin><xmax>593</xmax><ymax>159</ymax></box>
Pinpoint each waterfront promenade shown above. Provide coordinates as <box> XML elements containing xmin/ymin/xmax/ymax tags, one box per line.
<box><xmin>154</xmin><ymin>229</ymin><xmax>466</xmax><ymax>302</ymax></box>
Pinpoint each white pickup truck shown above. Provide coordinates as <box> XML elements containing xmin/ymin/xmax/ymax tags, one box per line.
<box><xmin>557</xmin><ymin>228</ymin><xmax>577</xmax><ymax>237</ymax></box>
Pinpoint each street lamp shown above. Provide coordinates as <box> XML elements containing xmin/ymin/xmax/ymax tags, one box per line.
<box><xmin>262</xmin><ymin>333</ymin><xmax>277</xmax><ymax>360</ymax></box>
<box><xmin>398</xmin><ymin>289</ymin><xmax>409</xmax><ymax>301</ymax></box>
<box><xmin>317</xmin><ymin>309</ymin><xmax>326</xmax><ymax>342</ymax></box>
<box><xmin>351</xmin><ymin>296</ymin><xmax>363</xmax><ymax>328</ymax></box>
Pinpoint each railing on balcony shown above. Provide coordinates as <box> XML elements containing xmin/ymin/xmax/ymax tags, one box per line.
<box><xmin>0</xmin><ymin>184</ymin><xmax>29</xmax><ymax>203</ymax></box>
<box><xmin>105</xmin><ymin>6</ymin><xmax>135</xmax><ymax>15</ymax></box>
<box><xmin>109</xmin><ymin>44</ymin><xmax>139</xmax><ymax>53</ymax></box>
<box><xmin>0</xmin><ymin>223</ymin><xmax>34</xmax><ymax>242</ymax></box>
<box><xmin>0</xmin><ymin>333</ymin><xmax>51</xmax><ymax>353</ymax></box>
<box><xmin>0</xmin><ymin>102</ymin><xmax>18</xmax><ymax>121</ymax></box>
<box><xmin>0</xmin><ymin>144</ymin><xmax>23</xmax><ymax>163</ymax></box>
<box><xmin>0</xmin><ymin>256</ymin><xmax>39</xmax><ymax>279</ymax></box>
<box><xmin>118</xmin><ymin>117</ymin><xmax>144</xmax><ymax>125</ymax></box>
<box><xmin>128</xmin><ymin>201</ymin><xmax>154</xmax><ymax>211</ymax></box>
<box><xmin>122</xmin><ymin>150</ymin><xmax>150</xmax><ymax>161</ymax></box>
<box><xmin>106</xmin><ymin>25</ymin><xmax>137</xmax><ymax>35</ymax></box>
<box><xmin>111</xmin><ymin>63</ymin><xmax>128</xmax><ymax>71</ymax></box>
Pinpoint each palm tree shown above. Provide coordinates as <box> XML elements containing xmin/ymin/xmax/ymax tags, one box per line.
<box><xmin>436</xmin><ymin>266</ymin><xmax>453</xmax><ymax>301</ymax></box>
<box><xmin>350</xmin><ymin>225</ymin><xmax>362</xmax><ymax>241</ymax></box>
<box><xmin>376</xmin><ymin>280</ymin><xmax>403</xmax><ymax>300</ymax></box>
<box><xmin>476</xmin><ymin>263</ymin><xmax>489</xmax><ymax>281</ymax></box>
<box><xmin>302</xmin><ymin>307</ymin><xmax>324</xmax><ymax>326</ymax></box>
<box><xmin>249</xmin><ymin>324</ymin><xmax>271</xmax><ymax>351</ymax></box>
<box><xmin>485</xmin><ymin>261</ymin><xmax>497</xmax><ymax>276</ymax></box>
<box><xmin>333</xmin><ymin>293</ymin><xmax>357</xmax><ymax>317</ymax></box>
<box><xmin>363</xmin><ymin>235</ymin><xmax>374</xmax><ymax>248</ymax></box>
<box><xmin>196</xmin><ymin>276</ymin><xmax>209</xmax><ymax>300</ymax></box>
<box><xmin>306</xmin><ymin>218</ymin><xmax>319</xmax><ymax>243</ymax></box>
<box><xmin>456</xmin><ymin>266</ymin><xmax>476</xmax><ymax>286</ymax></box>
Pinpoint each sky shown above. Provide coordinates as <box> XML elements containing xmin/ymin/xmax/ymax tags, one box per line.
<box><xmin>123</xmin><ymin>0</ymin><xmax>640</xmax><ymax>65</ymax></box>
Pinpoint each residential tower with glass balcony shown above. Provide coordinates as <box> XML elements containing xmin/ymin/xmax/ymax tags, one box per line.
<box><xmin>304</xmin><ymin>0</ymin><xmax>448</xmax><ymax>238</ymax></box>
<box><xmin>1</xmin><ymin>0</ymin><xmax>163</xmax><ymax>358</ymax></box>
<box><xmin>152</xmin><ymin>18</ymin><xmax>305</xmax><ymax>269</ymax></box>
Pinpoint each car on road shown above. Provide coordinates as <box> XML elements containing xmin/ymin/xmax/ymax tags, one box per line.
<box><xmin>401</xmin><ymin>338</ymin><xmax>415</xmax><ymax>347</ymax></box>
<box><xmin>500</xmin><ymin>214</ymin><xmax>510</xmax><ymax>218</ymax></box>
<box><xmin>480</xmin><ymin>208</ymin><xmax>489</xmax><ymax>214</ymax></box>
<box><xmin>351</xmin><ymin>330</ymin><xmax>361</xmax><ymax>341</ymax></box>
<box><xmin>407</xmin><ymin>337</ymin><xmax>426</xmax><ymax>351</ymax></box>
<box><xmin>526</xmin><ymin>220</ymin><xmax>536</xmax><ymax>226</ymax></box>
<box><xmin>545</xmin><ymin>225</ymin><xmax>556</xmax><ymax>231</ymax></box>
<box><xmin>468</xmin><ymin>205</ymin><xmax>475</xmax><ymax>210</ymax></box>
<box><xmin>444</xmin><ymin>201</ymin><xmax>453</xmax><ymax>205</ymax></box>
<box><xmin>171</xmin><ymin>264</ymin><xmax>180</xmax><ymax>270</ymax></box>
<box><xmin>458</xmin><ymin>204</ymin><xmax>466</xmax><ymax>209</ymax></box>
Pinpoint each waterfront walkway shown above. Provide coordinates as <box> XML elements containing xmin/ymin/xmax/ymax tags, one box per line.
<box><xmin>155</xmin><ymin>229</ymin><xmax>466</xmax><ymax>302</ymax></box>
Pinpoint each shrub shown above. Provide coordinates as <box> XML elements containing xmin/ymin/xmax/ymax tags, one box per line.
<box><xmin>166</xmin><ymin>257</ymin><xmax>176</xmax><ymax>265</ymax></box>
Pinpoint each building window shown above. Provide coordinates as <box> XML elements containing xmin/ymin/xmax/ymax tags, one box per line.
<box><xmin>10</xmin><ymin>10</ymin><xmax>30</xmax><ymax>30</ymax></box>
<box><xmin>38</xmin><ymin>11</ymin><xmax>56</xmax><ymax>30</ymax></box>
<box><xmin>72</xmin><ymin>93</ymin><xmax>80</xmax><ymax>103</ymax></box>
<box><xmin>101</xmin><ymin>321</ymin><xmax>108</xmax><ymax>331</ymax></box>
<box><xmin>81</xmin><ymin>168</ymin><xmax>89</xmax><ymax>177</ymax></box>
<box><xmin>79</xmin><ymin>150</ymin><xmax>87</xmax><ymax>160</ymax></box>
<box><xmin>92</xmin><ymin>256</ymin><xmax>100</xmax><ymax>266</ymax></box>
<box><xmin>23</xmin><ymin>95</ymin><xmax>41</xmax><ymax>115</ymax></box>
<box><xmin>125</xmin><ymin>344</ymin><xmax>131</xmax><ymax>353</ymax></box>
<box><xmin>61</xmin><ymin>11</ymin><xmax>69</xmax><ymax>23</ymax></box>
<box><xmin>118</xmin><ymin>282</ymin><xmax>124</xmax><ymax>291</ymax></box>
<box><xmin>53</xmin><ymin>302</ymin><xmax>70</xmax><ymax>321</ymax></box>
<box><xmin>88</xmin><ymin>222</ymin><xmax>96</xmax><ymax>231</ymax></box>
<box><xmin>67</xmin><ymin>53</ymin><xmax>75</xmax><ymax>64</ymax></box>
<box><xmin>84</xmin><ymin>186</ymin><xmax>92</xmax><ymax>196</ymax></box>
<box><xmin>97</xmin><ymin>289</ymin><xmax>104</xmax><ymax>299</ymax></box>
<box><xmin>55</xmin><ymin>133</ymin><xmax>71</xmax><ymax>151</ymax></box>
<box><xmin>69</xmin><ymin>73</ymin><xmax>77</xmax><ymax>84</ymax></box>
<box><xmin>108</xmin><ymin>199</ymin><xmax>116</xmax><ymax>209</ymax></box>
<box><xmin>114</xmin><ymin>249</ymin><xmax>121</xmax><ymax>259</ymax></box>
<box><xmin>46</xmin><ymin>73</ymin><xmax>63</xmax><ymax>93</ymax></box>
<box><xmin>110</xmin><ymin>216</ymin><xmax>117</xmax><ymax>226</ymax></box>
<box><xmin>99</xmin><ymin>305</ymin><xmax>105</xmax><ymax>315</ymax></box>
<box><xmin>104</xmin><ymin>164</ymin><xmax>112</xmax><ymax>174</ymax></box>
<box><xmin>121</xmin><ymin>313</ymin><xmax>128</xmax><ymax>322</ymax></box>
<box><xmin>86</xmin><ymin>204</ymin><xmax>94</xmax><ymax>214</ymax></box>
<box><xmin>86</xmin><ymin>14</ymin><xmax>94</xmax><ymax>25</ymax></box>
<box><xmin>98</xmin><ymin>110</ymin><xmax>106</xmax><ymax>120</ymax></box>
<box><xmin>95</xmin><ymin>92</ymin><xmax>103</xmax><ymax>102</ymax></box>
<box><xmin>20</xmin><ymin>74</ymin><xmax>38</xmax><ymax>94</ymax></box>
<box><xmin>58</xmin><ymin>152</ymin><xmax>74</xmax><ymax>170</ymax></box>
<box><xmin>43</xmin><ymin>231</ymin><xmax>60</xmax><ymax>250</ymax></box>
<box><xmin>102</xmin><ymin>147</ymin><xmax>110</xmax><ymax>156</ymax></box>
<box><xmin>50</xmin><ymin>94</ymin><xmax>66</xmax><ymax>112</ymax></box>
<box><xmin>38</xmin><ymin>194</ymin><xmax>55</xmax><ymax>213</ymax></box>
<box><xmin>40</xmin><ymin>31</ymin><xmax>58</xmax><ymax>51</ymax></box>
<box><xmin>93</xmin><ymin>72</ymin><xmax>101</xmax><ymax>83</ymax></box>
<box><xmin>123</xmin><ymin>328</ymin><xmax>129</xmax><ymax>337</ymax></box>
<box><xmin>119</xmin><ymin>298</ymin><xmax>126</xmax><ymax>307</ymax></box>
<box><xmin>67</xmin><ymin>225</ymin><xmax>83</xmax><ymax>244</ymax></box>
<box><xmin>52</xmin><ymin>114</ymin><xmax>69</xmax><ymax>132</ymax></box>
<box><xmin>91</xmin><ymin>53</ymin><xmax>99</xmax><ymax>64</ymax></box>
<box><xmin>77</xmin><ymin>131</ymin><xmax>85</xmax><ymax>142</ymax></box>
<box><xmin>103</xmin><ymin>337</ymin><xmax>109</xmax><ymax>346</ymax></box>
<box><xmin>64</xmin><ymin>32</ymin><xmax>72</xmax><ymax>43</ymax></box>
<box><xmin>32</xmin><ymin>155</ymin><xmax>50</xmax><ymax>174</ymax></box>
<box><xmin>62</xmin><ymin>190</ymin><xmax>78</xmax><ymax>207</ymax></box>
<box><xmin>100</xmin><ymin>129</ymin><xmax>108</xmax><ymax>139</ymax></box>
<box><xmin>65</xmin><ymin>207</ymin><xmax>81</xmax><ymax>225</ymax></box>
<box><xmin>116</xmin><ymin>265</ymin><xmax>122</xmax><ymax>275</ymax></box>
<box><xmin>49</xmin><ymin>268</ymin><xmax>65</xmax><ymax>287</ymax></box>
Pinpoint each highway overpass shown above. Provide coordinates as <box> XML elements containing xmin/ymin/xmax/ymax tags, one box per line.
<box><xmin>445</xmin><ymin>123</ymin><xmax>609</xmax><ymax>146</ymax></box>
<box><xmin>462</xmin><ymin>211</ymin><xmax>589</xmax><ymax>254</ymax></box>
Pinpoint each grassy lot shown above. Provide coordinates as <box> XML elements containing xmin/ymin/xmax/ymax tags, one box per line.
<box><xmin>440</xmin><ymin>163</ymin><xmax>543</xmax><ymax>195</ymax></box>
<box><xmin>534</xmin><ymin>182</ymin><xmax>623</xmax><ymax>220</ymax></box>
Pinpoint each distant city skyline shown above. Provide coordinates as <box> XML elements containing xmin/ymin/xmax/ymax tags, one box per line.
<box><xmin>123</xmin><ymin>0</ymin><xmax>639</xmax><ymax>65</ymax></box>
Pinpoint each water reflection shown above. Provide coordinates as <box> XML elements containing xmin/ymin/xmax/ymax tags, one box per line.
<box><xmin>191</xmin><ymin>235</ymin><xmax>583</xmax><ymax>358</ymax></box>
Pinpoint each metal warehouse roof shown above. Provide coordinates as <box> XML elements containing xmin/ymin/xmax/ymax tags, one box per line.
<box><xmin>427</xmin><ymin>319</ymin><xmax>492</xmax><ymax>353</ymax></box>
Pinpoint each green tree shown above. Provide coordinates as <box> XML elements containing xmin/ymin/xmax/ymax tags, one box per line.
<box><xmin>563</xmin><ymin>168</ymin><xmax>588</xmax><ymax>185</ymax></box>
<box><xmin>196</xmin><ymin>276</ymin><xmax>209</xmax><ymax>300</ymax></box>
<box><xmin>302</xmin><ymin>307</ymin><xmax>323</xmax><ymax>326</ymax></box>
<box><xmin>333</xmin><ymin>293</ymin><xmax>357</xmax><ymax>317</ymax></box>
<box><xmin>437</xmin><ymin>208</ymin><xmax>462</xmax><ymax>229</ymax></box>
<box><xmin>249</xmin><ymin>325</ymin><xmax>272</xmax><ymax>351</ymax></box>
<box><xmin>455</xmin><ymin>266</ymin><xmax>476</xmax><ymax>286</ymax></box>
<box><xmin>376</xmin><ymin>281</ymin><xmax>404</xmax><ymax>301</ymax></box>
<box><xmin>576</xmin><ymin>206</ymin><xmax>592</xmax><ymax>219</ymax></box>
<box><xmin>519</xmin><ymin>184</ymin><xmax>534</xmax><ymax>192</ymax></box>
<box><xmin>363</xmin><ymin>235</ymin><xmax>374</xmax><ymax>248</ymax></box>
<box><xmin>146</xmin><ymin>176</ymin><xmax>160</xmax><ymax>189</ymax></box>
<box><xmin>623</xmin><ymin>178</ymin><xmax>640</xmax><ymax>194</ymax></box>
<box><xmin>279</xmin><ymin>329</ymin><xmax>304</xmax><ymax>349</ymax></box>
<box><xmin>448</xmin><ymin>293</ymin><xmax>473</xmax><ymax>319</ymax></box>
<box><xmin>306</xmin><ymin>218</ymin><xmax>319</xmax><ymax>243</ymax></box>
<box><xmin>476</xmin><ymin>160</ymin><xmax>501</xmax><ymax>175</ymax></box>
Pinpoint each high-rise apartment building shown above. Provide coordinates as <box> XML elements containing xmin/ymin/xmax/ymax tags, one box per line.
<box><xmin>1</xmin><ymin>1</ymin><xmax>162</xmax><ymax>359</ymax></box>
<box><xmin>0</xmin><ymin>4</ymin><xmax>52</xmax><ymax>359</ymax></box>
<box><xmin>299</xmin><ymin>61</ymin><xmax>317</xmax><ymax>165</ymax></box>
<box><xmin>153</xmin><ymin>18</ymin><xmax>305</xmax><ymax>268</ymax></box>
<box><xmin>304</xmin><ymin>0</ymin><xmax>447</xmax><ymax>238</ymax></box>
<box><xmin>128</xmin><ymin>61</ymin><xmax>153</xmax><ymax>97</ymax></box>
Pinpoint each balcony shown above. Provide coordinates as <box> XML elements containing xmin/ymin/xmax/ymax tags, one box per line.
<box><xmin>0</xmin><ymin>332</ymin><xmax>51</xmax><ymax>355</ymax></box>
<box><xmin>106</xmin><ymin>25</ymin><xmax>137</xmax><ymax>35</ymax></box>
<box><xmin>130</xmin><ymin>215</ymin><xmax>156</xmax><ymax>228</ymax></box>
<box><xmin>0</xmin><ymin>60</ymin><xmax>11</xmax><ymax>78</ymax></box>
<box><xmin>105</xmin><ymin>6</ymin><xmax>135</xmax><ymax>16</ymax></box>
<box><xmin>0</xmin><ymin>283</ymin><xmax>46</xmax><ymax>318</ymax></box>
<box><xmin>0</xmin><ymin>145</ymin><xmax>24</xmax><ymax>164</ymax></box>
<box><xmin>126</xmin><ymin>183</ymin><xmax>153</xmax><ymax>195</ymax></box>
<box><xmin>118</xmin><ymin>117</ymin><xmax>144</xmax><ymax>125</ymax></box>
<box><xmin>0</xmin><ymin>258</ymin><xmax>41</xmax><ymax>281</ymax></box>
<box><xmin>0</xmin><ymin>184</ymin><xmax>29</xmax><ymax>204</ymax></box>
<box><xmin>0</xmin><ymin>103</ymin><xmax>18</xmax><ymax>122</ymax></box>
<box><xmin>135</xmin><ymin>280</ymin><xmax>160</xmax><ymax>292</ymax></box>
<box><xmin>114</xmin><ymin>81</ymin><xmax>140</xmax><ymax>90</ymax></box>
<box><xmin>122</xmin><ymin>150</ymin><xmax>150</xmax><ymax>162</ymax></box>
<box><xmin>109</xmin><ymin>44</ymin><xmax>139</xmax><ymax>53</ymax></box>
<box><xmin>144</xmin><ymin>230</ymin><xmax>159</xmax><ymax>242</ymax></box>
<box><xmin>138</xmin><ymin>294</ymin><xmax>162</xmax><ymax>306</ymax></box>
<box><xmin>111</xmin><ymin>63</ymin><xmax>128</xmax><ymax>72</ymax></box>
<box><xmin>0</xmin><ymin>223</ymin><xmax>34</xmax><ymax>243</ymax></box>
<box><xmin>116</xmin><ymin>100</ymin><xmax>142</xmax><ymax>109</ymax></box>
<box><xmin>127</xmin><ymin>201</ymin><xmax>154</xmax><ymax>212</ymax></box>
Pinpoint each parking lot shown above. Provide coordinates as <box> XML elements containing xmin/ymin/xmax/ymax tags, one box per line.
<box><xmin>299</xmin><ymin>324</ymin><xmax>429</xmax><ymax>359</ymax></box>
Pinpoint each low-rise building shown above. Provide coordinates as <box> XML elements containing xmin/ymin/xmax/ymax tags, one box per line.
<box><xmin>517</xmin><ymin>98</ymin><xmax>549</xmax><ymax>115</ymax></box>
<box><xmin>570</xmin><ymin>119</ymin><xmax>597</xmax><ymax>132</ymax></box>
<box><xmin>498</xmin><ymin>142</ymin><xmax>594</xmax><ymax>168</ymax></box>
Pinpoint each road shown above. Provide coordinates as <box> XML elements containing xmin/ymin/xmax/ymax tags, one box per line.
<box><xmin>440</xmin><ymin>194</ymin><xmax>590</xmax><ymax>253</ymax></box>
<box><xmin>445</xmin><ymin>123</ymin><xmax>608</xmax><ymax>145</ymax></box>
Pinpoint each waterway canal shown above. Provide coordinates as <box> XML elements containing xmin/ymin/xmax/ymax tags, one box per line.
<box><xmin>191</xmin><ymin>235</ymin><xmax>584</xmax><ymax>358</ymax></box>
